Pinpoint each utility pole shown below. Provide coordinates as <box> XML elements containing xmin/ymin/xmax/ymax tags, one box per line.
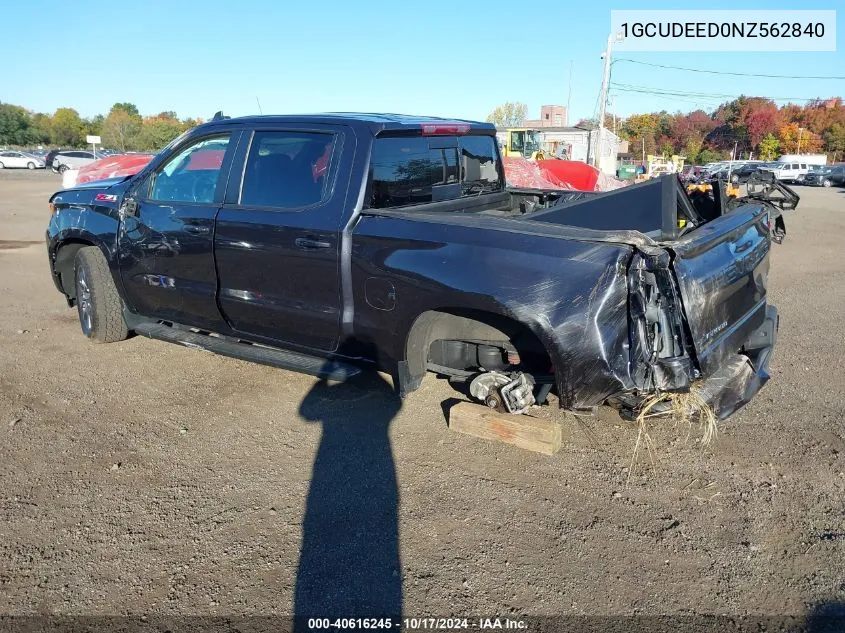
<box><xmin>641</xmin><ymin>137</ymin><xmax>645</xmax><ymax>164</ymax></box>
<box><xmin>797</xmin><ymin>127</ymin><xmax>804</xmax><ymax>154</ymax></box>
<box><xmin>612</xmin><ymin>94</ymin><xmax>617</xmax><ymax>136</ymax></box>
<box><xmin>595</xmin><ymin>33</ymin><xmax>613</xmax><ymax>168</ymax></box>
<box><xmin>566</xmin><ymin>60</ymin><xmax>573</xmax><ymax>126</ymax></box>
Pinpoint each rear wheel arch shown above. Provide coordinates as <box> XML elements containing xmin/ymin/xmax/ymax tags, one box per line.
<box><xmin>401</xmin><ymin>308</ymin><xmax>552</xmax><ymax>393</ymax></box>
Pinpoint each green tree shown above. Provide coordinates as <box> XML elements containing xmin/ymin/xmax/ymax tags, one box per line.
<box><xmin>51</xmin><ymin>108</ymin><xmax>85</xmax><ymax>146</ymax></box>
<box><xmin>485</xmin><ymin>102</ymin><xmax>527</xmax><ymax>128</ymax></box>
<box><xmin>0</xmin><ymin>103</ymin><xmax>35</xmax><ymax>145</ymax></box>
<box><xmin>697</xmin><ymin>149</ymin><xmax>723</xmax><ymax>164</ymax></box>
<box><xmin>683</xmin><ymin>138</ymin><xmax>703</xmax><ymax>163</ymax></box>
<box><xmin>84</xmin><ymin>114</ymin><xmax>105</xmax><ymax>137</ymax></box>
<box><xmin>111</xmin><ymin>102</ymin><xmax>140</xmax><ymax>118</ymax></box>
<box><xmin>758</xmin><ymin>133</ymin><xmax>780</xmax><ymax>160</ymax></box>
<box><xmin>823</xmin><ymin>123</ymin><xmax>845</xmax><ymax>154</ymax></box>
<box><xmin>138</xmin><ymin>112</ymin><xmax>184</xmax><ymax>150</ymax></box>
<box><xmin>102</xmin><ymin>109</ymin><xmax>142</xmax><ymax>151</ymax></box>
<box><xmin>30</xmin><ymin>113</ymin><xmax>53</xmax><ymax>145</ymax></box>
<box><xmin>180</xmin><ymin>117</ymin><xmax>202</xmax><ymax>131</ymax></box>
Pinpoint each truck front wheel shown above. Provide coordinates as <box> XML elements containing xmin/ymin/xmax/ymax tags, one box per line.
<box><xmin>73</xmin><ymin>246</ymin><xmax>128</xmax><ymax>343</ymax></box>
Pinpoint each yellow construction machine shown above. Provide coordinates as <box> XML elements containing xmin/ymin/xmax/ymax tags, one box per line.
<box><xmin>500</xmin><ymin>128</ymin><xmax>546</xmax><ymax>160</ymax></box>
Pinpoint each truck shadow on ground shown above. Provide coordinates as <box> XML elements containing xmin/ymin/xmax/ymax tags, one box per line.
<box><xmin>806</xmin><ymin>601</ymin><xmax>845</xmax><ymax>632</ymax></box>
<box><xmin>294</xmin><ymin>368</ymin><xmax>403</xmax><ymax>626</ymax></box>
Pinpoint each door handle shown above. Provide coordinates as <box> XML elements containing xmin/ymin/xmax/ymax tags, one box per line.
<box><xmin>184</xmin><ymin>225</ymin><xmax>211</xmax><ymax>235</ymax></box>
<box><xmin>295</xmin><ymin>237</ymin><xmax>331</xmax><ymax>250</ymax></box>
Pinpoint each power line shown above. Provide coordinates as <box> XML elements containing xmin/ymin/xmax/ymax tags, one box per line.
<box><xmin>614</xmin><ymin>58</ymin><xmax>845</xmax><ymax>80</ymax></box>
<box><xmin>611</xmin><ymin>90</ymin><xmax>723</xmax><ymax>108</ymax></box>
<box><xmin>612</xmin><ymin>83</ymin><xmax>824</xmax><ymax>103</ymax></box>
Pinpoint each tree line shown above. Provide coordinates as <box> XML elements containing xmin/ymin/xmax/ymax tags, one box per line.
<box><xmin>488</xmin><ymin>96</ymin><xmax>845</xmax><ymax>164</ymax></box>
<box><xmin>0</xmin><ymin>102</ymin><xmax>202</xmax><ymax>152</ymax></box>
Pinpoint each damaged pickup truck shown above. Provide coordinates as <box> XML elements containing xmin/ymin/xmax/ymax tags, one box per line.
<box><xmin>45</xmin><ymin>114</ymin><xmax>796</xmax><ymax>420</ymax></box>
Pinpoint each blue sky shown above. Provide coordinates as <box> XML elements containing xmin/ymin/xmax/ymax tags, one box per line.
<box><xmin>1</xmin><ymin>0</ymin><xmax>841</xmax><ymax>122</ymax></box>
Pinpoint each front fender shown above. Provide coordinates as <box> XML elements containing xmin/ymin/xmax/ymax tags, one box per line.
<box><xmin>47</xmin><ymin>204</ymin><xmax>122</xmax><ymax>298</ymax></box>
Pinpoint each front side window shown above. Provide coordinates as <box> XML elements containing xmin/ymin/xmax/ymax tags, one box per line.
<box><xmin>149</xmin><ymin>135</ymin><xmax>230</xmax><ymax>204</ymax></box>
<box><xmin>239</xmin><ymin>131</ymin><xmax>335</xmax><ymax>208</ymax></box>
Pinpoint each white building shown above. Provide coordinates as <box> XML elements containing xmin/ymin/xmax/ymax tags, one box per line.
<box><xmin>538</xmin><ymin>127</ymin><xmax>622</xmax><ymax>174</ymax></box>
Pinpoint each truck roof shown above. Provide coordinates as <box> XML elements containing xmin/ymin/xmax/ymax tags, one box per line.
<box><xmin>202</xmin><ymin>112</ymin><xmax>495</xmax><ymax>135</ymax></box>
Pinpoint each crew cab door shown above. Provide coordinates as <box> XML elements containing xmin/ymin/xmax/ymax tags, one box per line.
<box><xmin>117</xmin><ymin>131</ymin><xmax>239</xmax><ymax>331</ymax></box>
<box><xmin>213</xmin><ymin>125</ymin><xmax>353</xmax><ymax>352</ymax></box>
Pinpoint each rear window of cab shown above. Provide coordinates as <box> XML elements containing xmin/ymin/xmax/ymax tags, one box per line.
<box><xmin>366</xmin><ymin>135</ymin><xmax>503</xmax><ymax>209</ymax></box>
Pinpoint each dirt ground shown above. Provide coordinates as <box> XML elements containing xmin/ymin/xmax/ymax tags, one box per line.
<box><xmin>0</xmin><ymin>169</ymin><xmax>843</xmax><ymax>627</ymax></box>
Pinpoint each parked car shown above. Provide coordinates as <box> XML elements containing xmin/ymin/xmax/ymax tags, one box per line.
<box><xmin>802</xmin><ymin>164</ymin><xmax>845</xmax><ymax>187</ymax></box>
<box><xmin>0</xmin><ymin>150</ymin><xmax>46</xmax><ymax>169</ymax></box>
<box><xmin>761</xmin><ymin>161</ymin><xmax>811</xmax><ymax>183</ymax></box>
<box><xmin>49</xmin><ymin>150</ymin><xmax>98</xmax><ymax>173</ymax></box>
<box><xmin>679</xmin><ymin>165</ymin><xmax>705</xmax><ymax>182</ymax></box>
<box><xmin>728</xmin><ymin>162</ymin><xmax>767</xmax><ymax>184</ymax></box>
<box><xmin>46</xmin><ymin>113</ymin><xmax>788</xmax><ymax>420</ymax></box>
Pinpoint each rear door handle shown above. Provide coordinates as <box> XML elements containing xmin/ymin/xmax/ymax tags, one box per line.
<box><xmin>295</xmin><ymin>237</ymin><xmax>331</xmax><ymax>250</ymax></box>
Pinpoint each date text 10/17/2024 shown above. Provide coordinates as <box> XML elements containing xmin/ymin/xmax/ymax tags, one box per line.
<box><xmin>307</xmin><ymin>618</ymin><xmax>528</xmax><ymax>630</ymax></box>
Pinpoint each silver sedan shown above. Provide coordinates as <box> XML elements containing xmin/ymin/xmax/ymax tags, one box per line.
<box><xmin>0</xmin><ymin>151</ymin><xmax>46</xmax><ymax>169</ymax></box>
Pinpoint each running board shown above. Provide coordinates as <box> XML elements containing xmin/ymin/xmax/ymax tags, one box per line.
<box><xmin>132</xmin><ymin>322</ymin><xmax>361</xmax><ymax>382</ymax></box>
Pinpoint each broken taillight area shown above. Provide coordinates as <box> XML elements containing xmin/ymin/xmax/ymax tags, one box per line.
<box><xmin>628</xmin><ymin>252</ymin><xmax>694</xmax><ymax>393</ymax></box>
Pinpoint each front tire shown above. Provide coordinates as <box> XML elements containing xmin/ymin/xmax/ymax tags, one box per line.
<box><xmin>58</xmin><ymin>164</ymin><xmax>69</xmax><ymax>173</ymax></box>
<box><xmin>73</xmin><ymin>247</ymin><xmax>128</xmax><ymax>343</ymax></box>
<box><xmin>0</xmin><ymin>162</ymin><xmax>5</xmax><ymax>169</ymax></box>
<box><xmin>823</xmin><ymin>179</ymin><xmax>832</xmax><ymax>187</ymax></box>
<box><xmin>27</xmin><ymin>162</ymin><xmax>35</xmax><ymax>170</ymax></box>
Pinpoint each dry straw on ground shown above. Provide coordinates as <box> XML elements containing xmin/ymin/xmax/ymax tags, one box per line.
<box><xmin>629</xmin><ymin>385</ymin><xmax>718</xmax><ymax>481</ymax></box>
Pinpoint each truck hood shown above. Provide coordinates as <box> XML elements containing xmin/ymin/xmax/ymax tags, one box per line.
<box><xmin>49</xmin><ymin>175</ymin><xmax>135</xmax><ymax>206</ymax></box>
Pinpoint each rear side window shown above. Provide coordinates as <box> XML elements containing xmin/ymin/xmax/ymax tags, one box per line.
<box><xmin>240</xmin><ymin>131</ymin><xmax>335</xmax><ymax>208</ymax></box>
<box><xmin>459</xmin><ymin>136</ymin><xmax>503</xmax><ymax>196</ymax></box>
<box><xmin>367</xmin><ymin>135</ymin><xmax>503</xmax><ymax>209</ymax></box>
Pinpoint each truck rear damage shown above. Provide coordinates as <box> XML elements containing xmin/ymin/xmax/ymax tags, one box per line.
<box><xmin>523</xmin><ymin>174</ymin><xmax>792</xmax><ymax>420</ymax></box>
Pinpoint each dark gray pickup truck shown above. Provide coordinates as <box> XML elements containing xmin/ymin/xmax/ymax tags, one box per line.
<box><xmin>46</xmin><ymin>114</ymin><xmax>794</xmax><ymax>419</ymax></box>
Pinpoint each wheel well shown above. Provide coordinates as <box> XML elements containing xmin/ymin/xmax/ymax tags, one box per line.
<box><xmin>404</xmin><ymin>308</ymin><xmax>550</xmax><ymax>387</ymax></box>
<box><xmin>53</xmin><ymin>240</ymin><xmax>95</xmax><ymax>301</ymax></box>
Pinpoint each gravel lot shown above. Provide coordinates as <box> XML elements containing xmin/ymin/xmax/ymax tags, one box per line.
<box><xmin>0</xmin><ymin>169</ymin><xmax>843</xmax><ymax>628</ymax></box>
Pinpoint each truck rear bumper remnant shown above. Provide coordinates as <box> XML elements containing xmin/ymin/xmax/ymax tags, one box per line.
<box><xmin>696</xmin><ymin>305</ymin><xmax>778</xmax><ymax>419</ymax></box>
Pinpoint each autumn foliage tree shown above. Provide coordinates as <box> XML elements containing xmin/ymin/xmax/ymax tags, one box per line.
<box><xmin>485</xmin><ymin>102</ymin><xmax>527</xmax><ymax>128</ymax></box>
